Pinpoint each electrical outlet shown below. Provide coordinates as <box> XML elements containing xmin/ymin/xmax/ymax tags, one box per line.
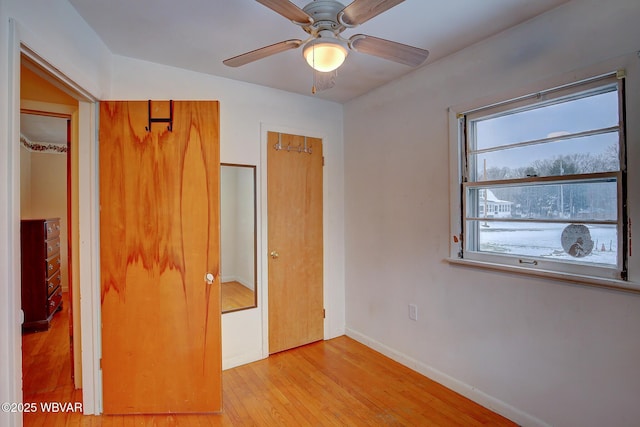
<box><xmin>408</xmin><ymin>304</ymin><xmax>418</xmax><ymax>321</ymax></box>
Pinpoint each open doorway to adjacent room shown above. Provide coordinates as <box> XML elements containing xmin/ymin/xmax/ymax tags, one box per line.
<box><xmin>19</xmin><ymin>54</ymin><xmax>81</xmax><ymax>402</ymax></box>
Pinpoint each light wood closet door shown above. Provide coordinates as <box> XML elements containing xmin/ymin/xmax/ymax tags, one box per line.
<box><xmin>100</xmin><ymin>101</ymin><xmax>221</xmax><ymax>414</ymax></box>
<box><xmin>267</xmin><ymin>131</ymin><xmax>323</xmax><ymax>354</ymax></box>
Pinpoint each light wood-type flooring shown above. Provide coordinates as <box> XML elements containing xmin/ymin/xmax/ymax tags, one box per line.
<box><xmin>221</xmin><ymin>281</ymin><xmax>255</xmax><ymax>312</ymax></box>
<box><xmin>22</xmin><ymin>293</ymin><xmax>516</xmax><ymax>426</ymax></box>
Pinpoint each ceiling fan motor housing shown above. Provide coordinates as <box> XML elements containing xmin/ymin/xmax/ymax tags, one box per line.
<box><xmin>302</xmin><ymin>0</ymin><xmax>347</xmax><ymax>36</ymax></box>
<box><xmin>223</xmin><ymin>0</ymin><xmax>428</xmax><ymax>71</ymax></box>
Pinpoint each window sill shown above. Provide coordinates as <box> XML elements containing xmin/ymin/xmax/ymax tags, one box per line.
<box><xmin>446</xmin><ymin>257</ymin><xmax>640</xmax><ymax>294</ymax></box>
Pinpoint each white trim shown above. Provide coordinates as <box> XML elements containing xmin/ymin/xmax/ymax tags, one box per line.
<box><xmin>77</xmin><ymin>101</ymin><xmax>102</xmax><ymax>414</ymax></box>
<box><xmin>446</xmin><ymin>257</ymin><xmax>640</xmax><ymax>294</ymax></box>
<box><xmin>345</xmin><ymin>328</ymin><xmax>551</xmax><ymax>427</ymax></box>
<box><xmin>222</xmin><ymin>351</ymin><xmax>264</xmax><ymax>370</ymax></box>
<box><xmin>20</xmin><ymin>44</ymin><xmax>95</xmax><ymax>103</ymax></box>
<box><xmin>462</xmin><ymin>72</ymin><xmax>618</xmax><ymax>119</ymax></box>
<box><xmin>448</xmin><ymin>107</ymin><xmax>464</xmax><ymax>260</ymax></box>
<box><xmin>2</xmin><ymin>18</ymin><xmax>23</xmax><ymax>427</ymax></box>
<box><xmin>10</xmin><ymin>21</ymin><xmax>102</xmax><ymax>415</ymax></box>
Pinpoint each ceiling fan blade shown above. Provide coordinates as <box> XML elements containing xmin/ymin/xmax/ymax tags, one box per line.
<box><xmin>339</xmin><ymin>0</ymin><xmax>404</xmax><ymax>26</ymax></box>
<box><xmin>223</xmin><ymin>39</ymin><xmax>303</xmax><ymax>67</ymax></box>
<box><xmin>349</xmin><ymin>34</ymin><xmax>429</xmax><ymax>67</ymax></box>
<box><xmin>256</xmin><ymin>0</ymin><xmax>313</xmax><ymax>24</ymax></box>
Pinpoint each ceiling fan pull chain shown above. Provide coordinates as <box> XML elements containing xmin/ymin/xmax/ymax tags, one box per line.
<box><xmin>311</xmin><ymin>43</ymin><xmax>317</xmax><ymax>94</ymax></box>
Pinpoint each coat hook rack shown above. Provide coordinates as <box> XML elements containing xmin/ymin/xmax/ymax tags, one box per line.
<box><xmin>145</xmin><ymin>100</ymin><xmax>173</xmax><ymax>132</ymax></box>
<box><xmin>273</xmin><ymin>134</ymin><xmax>313</xmax><ymax>154</ymax></box>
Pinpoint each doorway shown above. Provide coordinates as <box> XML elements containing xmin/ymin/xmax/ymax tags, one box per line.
<box><xmin>19</xmin><ymin>55</ymin><xmax>80</xmax><ymax>396</ymax></box>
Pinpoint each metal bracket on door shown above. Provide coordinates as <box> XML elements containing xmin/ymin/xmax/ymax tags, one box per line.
<box><xmin>145</xmin><ymin>100</ymin><xmax>173</xmax><ymax>132</ymax></box>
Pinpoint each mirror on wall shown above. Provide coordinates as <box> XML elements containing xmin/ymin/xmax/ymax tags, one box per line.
<box><xmin>221</xmin><ymin>163</ymin><xmax>257</xmax><ymax>313</ymax></box>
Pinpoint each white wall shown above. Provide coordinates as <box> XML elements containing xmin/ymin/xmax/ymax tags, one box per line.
<box><xmin>28</xmin><ymin>151</ymin><xmax>69</xmax><ymax>291</ymax></box>
<box><xmin>4</xmin><ymin>0</ymin><xmax>111</xmax><ymax>98</ymax></box>
<box><xmin>109</xmin><ymin>55</ymin><xmax>346</xmax><ymax>369</ymax></box>
<box><xmin>19</xmin><ymin>146</ymin><xmax>31</xmax><ymax>215</ymax></box>
<box><xmin>220</xmin><ymin>166</ymin><xmax>239</xmax><ymax>283</ymax></box>
<box><xmin>344</xmin><ymin>1</ymin><xmax>640</xmax><ymax>426</ymax></box>
<box><xmin>236</xmin><ymin>168</ymin><xmax>255</xmax><ymax>290</ymax></box>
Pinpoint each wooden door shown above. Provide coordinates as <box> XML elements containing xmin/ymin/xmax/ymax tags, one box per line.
<box><xmin>100</xmin><ymin>101</ymin><xmax>221</xmax><ymax>414</ymax></box>
<box><xmin>267</xmin><ymin>131</ymin><xmax>323</xmax><ymax>354</ymax></box>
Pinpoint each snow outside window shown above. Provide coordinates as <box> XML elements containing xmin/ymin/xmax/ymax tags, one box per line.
<box><xmin>459</xmin><ymin>73</ymin><xmax>628</xmax><ymax>280</ymax></box>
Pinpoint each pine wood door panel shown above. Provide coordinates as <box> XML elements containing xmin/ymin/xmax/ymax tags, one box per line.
<box><xmin>267</xmin><ymin>131</ymin><xmax>323</xmax><ymax>354</ymax></box>
<box><xmin>100</xmin><ymin>101</ymin><xmax>221</xmax><ymax>414</ymax></box>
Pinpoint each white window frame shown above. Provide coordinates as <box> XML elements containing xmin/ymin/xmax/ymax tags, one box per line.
<box><xmin>449</xmin><ymin>72</ymin><xmax>630</xmax><ymax>285</ymax></box>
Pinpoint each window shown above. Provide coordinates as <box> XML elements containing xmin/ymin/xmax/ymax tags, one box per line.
<box><xmin>458</xmin><ymin>73</ymin><xmax>627</xmax><ymax>280</ymax></box>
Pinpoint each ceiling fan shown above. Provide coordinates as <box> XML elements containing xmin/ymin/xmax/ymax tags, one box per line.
<box><xmin>223</xmin><ymin>0</ymin><xmax>429</xmax><ymax>80</ymax></box>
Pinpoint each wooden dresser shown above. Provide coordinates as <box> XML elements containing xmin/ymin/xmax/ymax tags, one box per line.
<box><xmin>21</xmin><ymin>218</ymin><xmax>63</xmax><ymax>332</ymax></box>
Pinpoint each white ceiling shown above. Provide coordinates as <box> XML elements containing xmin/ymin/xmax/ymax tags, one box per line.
<box><xmin>21</xmin><ymin>114</ymin><xmax>67</xmax><ymax>145</ymax></box>
<box><xmin>68</xmin><ymin>0</ymin><xmax>570</xmax><ymax>103</ymax></box>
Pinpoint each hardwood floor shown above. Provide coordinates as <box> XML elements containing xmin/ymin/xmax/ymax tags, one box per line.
<box><xmin>22</xmin><ymin>292</ymin><xmax>82</xmax><ymax>426</ymax></box>
<box><xmin>221</xmin><ymin>281</ymin><xmax>255</xmax><ymax>312</ymax></box>
<box><xmin>22</xmin><ymin>293</ymin><xmax>516</xmax><ymax>426</ymax></box>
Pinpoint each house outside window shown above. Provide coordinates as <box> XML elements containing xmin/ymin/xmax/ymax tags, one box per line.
<box><xmin>457</xmin><ymin>72</ymin><xmax>627</xmax><ymax>280</ymax></box>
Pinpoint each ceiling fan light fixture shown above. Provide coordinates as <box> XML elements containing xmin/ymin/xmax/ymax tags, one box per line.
<box><xmin>303</xmin><ymin>38</ymin><xmax>348</xmax><ymax>72</ymax></box>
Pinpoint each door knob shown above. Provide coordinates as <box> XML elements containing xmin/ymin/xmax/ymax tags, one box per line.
<box><xmin>204</xmin><ymin>273</ymin><xmax>215</xmax><ymax>284</ymax></box>
<box><xmin>270</xmin><ymin>251</ymin><xmax>279</xmax><ymax>259</ymax></box>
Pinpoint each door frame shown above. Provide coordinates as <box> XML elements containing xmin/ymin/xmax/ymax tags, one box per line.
<box><xmin>7</xmin><ymin>20</ymin><xmax>103</xmax><ymax>415</ymax></box>
<box><xmin>259</xmin><ymin>123</ymin><xmax>329</xmax><ymax>358</ymax></box>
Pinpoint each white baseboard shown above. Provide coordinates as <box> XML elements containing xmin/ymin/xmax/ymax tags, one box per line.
<box><xmin>221</xmin><ymin>275</ymin><xmax>237</xmax><ymax>283</ymax></box>
<box><xmin>221</xmin><ymin>275</ymin><xmax>254</xmax><ymax>291</ymax></box>
<box><xmin>345</xmin><ymin>328</ymin><xmax>550</xmax><ymax>427</ymax></box>
<box><xmin>222</xmin><ymin>351</ymin><xmax>266</xmax><ymax>371</ymax></box>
